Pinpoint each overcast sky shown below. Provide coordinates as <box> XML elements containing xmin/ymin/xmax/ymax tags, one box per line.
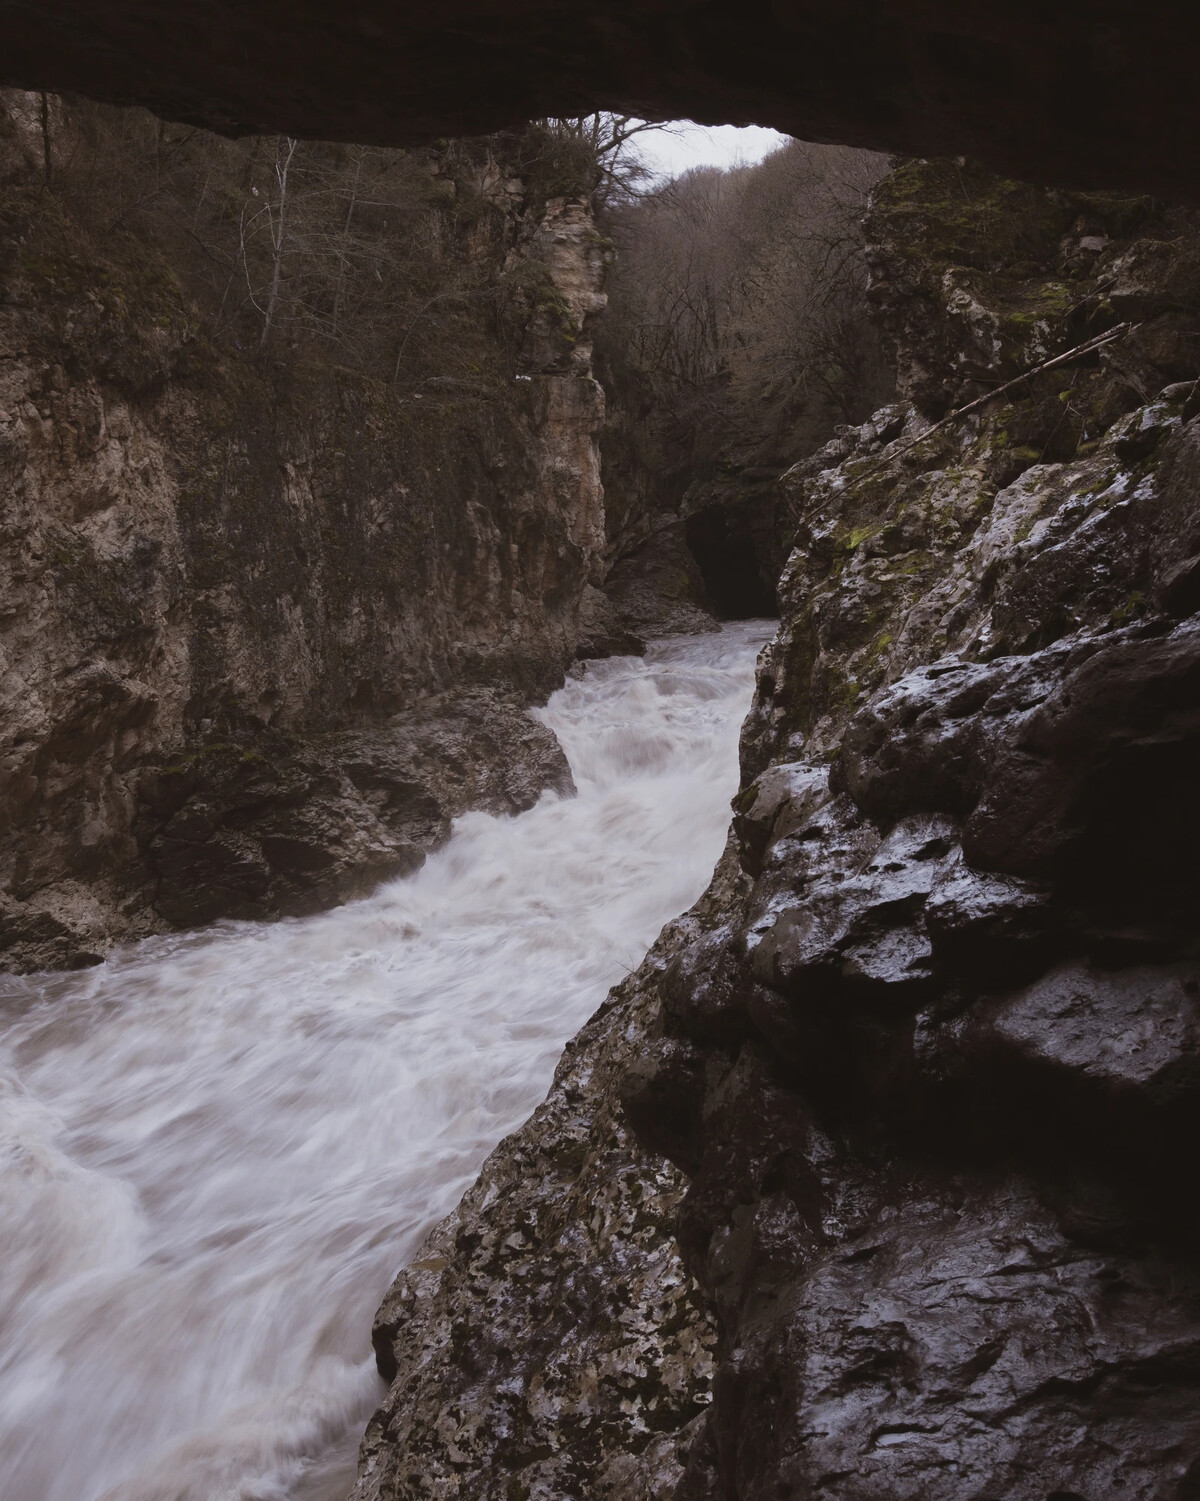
<box><xmin>633</xmin><ymin>121</ymin><xmax>790</xmax><ymax>181</ymax></box>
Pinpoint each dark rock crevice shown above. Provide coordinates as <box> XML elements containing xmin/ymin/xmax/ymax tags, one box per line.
<box><xmin>684</xmin><ymin>507</ymin><xmax>778</xmax><ymax>621</ymax></box>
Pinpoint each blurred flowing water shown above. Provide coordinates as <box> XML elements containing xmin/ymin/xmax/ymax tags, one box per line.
<box><xmin>0</xmin><ymin>622</ymin><xmax>770</xmax><ymax>1501</ymax></box>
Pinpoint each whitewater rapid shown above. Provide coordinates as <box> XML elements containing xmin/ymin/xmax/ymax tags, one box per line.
<box><xmin>0</xmin><ymin>621</ymin><xmax>770</xmax><ymax>1501</ymax></box>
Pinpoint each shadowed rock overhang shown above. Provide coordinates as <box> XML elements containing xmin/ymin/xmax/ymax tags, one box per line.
<box><xmin>1</xmin><ymin>1</ymin><xmax>1197</xmax><ymax>195</ymax></box>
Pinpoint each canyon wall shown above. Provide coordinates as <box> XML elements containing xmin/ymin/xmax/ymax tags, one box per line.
<box><xmin>359</xmin><ymin>160</ymin><xmax>1200</xmax><ymax>1498</ymax></box>
<box><xmin>0</xmin><ymin>94</ymin><xmax>607</xmax><ymax>970</ymax></box>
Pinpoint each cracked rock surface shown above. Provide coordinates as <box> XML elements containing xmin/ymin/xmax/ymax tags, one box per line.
<box><xmin>624</xmin><ymin>162</ymin><xmax>1200</xmax><ymax>1499</ymax></box>
<box><xmin>357</xmin><ymin>159</ymin><xmax>1200</xmax><ymax>1499</ymax></box>
<box><xmin>352</xmin><ymin>881</ymin><xmax>742</xmax><ymax>1500</ymax></box>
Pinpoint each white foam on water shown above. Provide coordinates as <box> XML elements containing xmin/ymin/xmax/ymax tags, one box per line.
<box><xmin>0</xmin><ymin>621</ymin><xmax>771</xmax><ymax>1501</ymax></box>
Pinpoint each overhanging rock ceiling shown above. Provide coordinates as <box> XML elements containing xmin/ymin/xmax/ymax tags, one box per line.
<box><xmin>0</xmin><ymin>1</ymin><xmax>1196</xmax><ymax>194</ymax></box>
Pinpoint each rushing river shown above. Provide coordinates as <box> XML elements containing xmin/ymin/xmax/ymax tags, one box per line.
<box><xmin>0</xmin><ymin>621</ymin><xmax>770</xmax><ymax>1501</ymax></box>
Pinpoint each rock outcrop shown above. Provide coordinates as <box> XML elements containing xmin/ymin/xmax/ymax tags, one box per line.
<box><xmin>353</xmin><ymin>903</ymin><xmax>727</xmax><ymax>1501</ymax></box>
<box><xmin>2</xmin><ymin>2</ymin><xmax>1200</xmax><ymax>199</ymax></box>
<box><xmin>0</xmin><ymin>93</ymin><xmax>607</xmax><ymax>970</ymax></box>
<box><xmin>357</xmin><ymin>159</ymin><xmax>1200</xmax><ymax>1498</ymax></box>
<box><xmin>131</xmin><ymin>690</ymin><xmax>574</xmax><ymax>929</ymax></box>
<box><xmin>4</xmin><ymin>689</ymin><xmax>574</xmax><ymax>970</ymax></box>
<box><xmin>629</xmin><ymin>161</ymin><xmax>1200</xmax><ymax>1498</ymax></box>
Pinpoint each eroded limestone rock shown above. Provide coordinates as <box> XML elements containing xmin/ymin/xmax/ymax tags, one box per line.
<box><xmin>352</xmin><ymin>888</ymin><xmax>738</xmax><ymax>1501</ymax></box>
<box><xmin>0</xmin><ymin>104</ymin><xmax>609</xmax><ymax>970</ymax></box>
<box><xmin>134</xmin><ymin>689</ymin><xmax>574</xmax><ymax>931</ymax></box>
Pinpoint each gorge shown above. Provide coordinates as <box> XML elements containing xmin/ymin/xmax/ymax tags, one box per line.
<box><xmin>0</xmin><ymin>624</ymin><xmax>768</xmax><ymax>1501</ymax></box>
<box><xmin>3</xmin><ymin>10</ymin><xmax>1200</xmax><ymax>1499</ymax></box>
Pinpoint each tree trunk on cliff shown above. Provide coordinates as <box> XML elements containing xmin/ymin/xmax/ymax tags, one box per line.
<box><xmin>38</xmin><ymin>92</ymin><xmax>51</xmax><ymax>185</ymax></box>
<box><xmin>258</xmin><ymin>136</ymin><xmax>297</xmax><ymax>353</ymax></box>
<box><xmin>329</xmin><ymin>145</ymin><xmax>363</xmax><ymax>344</ymax></box>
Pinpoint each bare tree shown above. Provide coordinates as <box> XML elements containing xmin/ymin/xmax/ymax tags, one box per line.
<box><xmin>239</xmin><ymin>135</ymin><xmax>297</xmax><ymax>351</ymax></box>
<box><xmin>517</xmin><ymin>114</ymin><xmax>680</xmax><ymax>210</ymax></box>
<box><xmin>46</xmin><ymin>102</ymin><xmax>490</xmax><ymax>378</ymax></box>
<box><xmin>38</xmin><ymin>91</ymin><xmax>52</xmax><ymax>185</ymax></box>
<box><xmin>599</xmin><ymin>140</ymin><xmax>894</xmax><ymax>492</ymax></box>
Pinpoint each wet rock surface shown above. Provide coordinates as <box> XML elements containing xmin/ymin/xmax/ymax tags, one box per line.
<box><xmin>622</xmin><ymin>163</ymin><xmax>1200</xmax><ymax>1498</ymax></box>
<box><xmin>356</xmin><ymin>159</ymin><xmax>1200</xmax><ymax>1498</ymax></box>
<box><xmin>135</xmin><ymin>690</ymin><xmax>574</xmax><ymax>931</ymax></box>
<box><xmin>351</xmin><ymin>864</ymin><xmax>746</xmax><ymax>1501</ymax></box>
<box><xmin>0</xmin><ymin>691</ymin><xmax>574</xmax><ymax>972</ymax></box>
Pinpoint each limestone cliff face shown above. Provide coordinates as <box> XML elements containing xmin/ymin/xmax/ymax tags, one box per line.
<box><xmin>0</xmin><ymin>94</ymin><xmax>607</xmax><ymax>970</ymax></box>
<box><xmin>358</xmin><ymin>160</ymin><xmax>1200</xmax><ymax>1499</ymax></box>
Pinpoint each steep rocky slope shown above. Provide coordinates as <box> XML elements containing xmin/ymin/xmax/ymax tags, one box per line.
<box><xmin>354</xmin><ymin>924</ymin><xmax>721</xmax><ymax>1501</ymax></box>
<box><xmin>638</xmin><ymin>162</ymin><xmax>1200</xmax><ymax>1498</ymax></box>
<box><xmin>0</xmin><ymin>94</ymin><xmax>606</xmax><ymax>970</ymax></box>
<box><xmin>358</xmin><ymin>160</ymin><xmax>1200</xmax><ymax>1497</ymax></box>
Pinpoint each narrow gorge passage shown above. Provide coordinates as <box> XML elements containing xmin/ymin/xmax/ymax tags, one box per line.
<box><xmin>0</xmin><ymin>622</ymin><xmax>771</xmax><ymax>1501</ymax></box>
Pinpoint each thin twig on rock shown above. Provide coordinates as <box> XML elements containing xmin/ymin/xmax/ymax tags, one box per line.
<box><xmin>828</xmin><ymin>320</ymin><xmax>1139</xmax><ymax>488</ymax></box>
